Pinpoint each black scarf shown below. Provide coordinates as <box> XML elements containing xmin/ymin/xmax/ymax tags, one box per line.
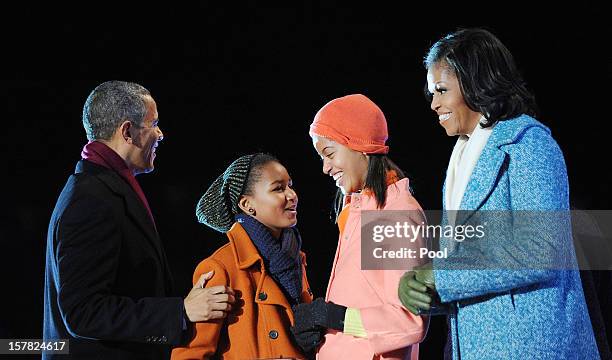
<box><xmin>235</xmin><ymin>214</ymin><xmax>303</xmax><ymax>305</ymax></box>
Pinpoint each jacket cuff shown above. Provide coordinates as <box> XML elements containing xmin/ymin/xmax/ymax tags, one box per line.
<box><xmin>343</xmin><ymin>308</ymin><xmax>367</xmax><ymax>338</ymax></box>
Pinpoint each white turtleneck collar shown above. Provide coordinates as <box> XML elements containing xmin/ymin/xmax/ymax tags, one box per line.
<box><xmin>444</xmin><ymin>116</ymin><xmax>494</xmax><ymax>214</ymax></box>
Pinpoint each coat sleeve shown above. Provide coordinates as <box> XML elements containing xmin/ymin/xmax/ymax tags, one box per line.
<box><xmin>357</xmin><ymin>205</ymin><xmax>427</xmax><ymax>354</ymax></box>
<box><xmin>359</xmin><ymin>269</ymin><xmax>426</xmax><ymax>354</ymax></box>
<box><xmin>171</xmin><ymin>258</ymin><xmax>229</xmax><ymax>360</ymax></box>
<box><xmin>55</xmin><ymin>193</ymin><xmax>184</xmax><ymax>344</ymax></box>
<box><xmin>435</xmin><ymin>126</ymin><xmax>572</xmax><ymax>302</ymax></box>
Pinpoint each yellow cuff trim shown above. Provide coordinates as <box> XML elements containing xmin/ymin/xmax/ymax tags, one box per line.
<box><xmin>343</xmin><ymin>308</ymin><xmax>367</xmax><ymax>338</ymax></box>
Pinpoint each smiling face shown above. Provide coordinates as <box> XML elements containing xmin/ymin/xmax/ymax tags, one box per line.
<box><xmin>312</xmin><ymin>135</ymin><xmax>369</xmax><ymax>195</ymax></box>
<box><xmin>126</xmin><ymin>96</ymin><xmax>164</xmax><ymax>174</ymax></box>
<box><xmin>239</xmin><ymin>161</ymin><xmax>298</xmax><ymax>238</ymax></box>
<box><xmin>427</xmin><ymin>62</ymin><xmax>482</xmax><ymax>136</ymax></box>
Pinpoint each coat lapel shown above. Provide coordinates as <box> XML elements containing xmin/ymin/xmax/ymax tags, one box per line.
<box><xmin>456</xmin><ymin>141</ymin><xmax>507</xmax><ymax>223</ymax></box>
<box><xmin>455</xmin><ymin>115</ymin><xmax>550</xmax><ymax>224</ymax></box>
<box><xmin>77</xmin><ymin>161</ymin><xmax>167</xmax><ymax>272</ymax></box>
<box><xmin>441</xmin><ymin>127</ymin><xmax>507</xmax><ymax>225</ymax></box>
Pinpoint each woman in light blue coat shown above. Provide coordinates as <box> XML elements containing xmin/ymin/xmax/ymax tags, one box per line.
<box><xmin>398</xmin><ymin>28</ymin><xmax>599</xmax><ymax>359</ymax></box>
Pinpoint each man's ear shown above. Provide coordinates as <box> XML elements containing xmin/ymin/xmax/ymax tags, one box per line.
<box><xmin>237</xmin><ymin>196</ymin><xmax>255</xmax><ymax>215</ymax></box>
<box><xmin>120</xmin><ymin>121</ymin><xmax>134</xmax><ymax>144</ymax></box>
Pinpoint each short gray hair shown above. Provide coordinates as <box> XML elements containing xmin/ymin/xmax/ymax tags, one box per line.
<box><xmin>82</xmin><ymin>81</ymin><xmax>151</xmax><ymax>141</ymax></box>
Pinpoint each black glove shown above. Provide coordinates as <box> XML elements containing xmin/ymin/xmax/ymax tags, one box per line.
<box><xmin>289</xmin><ymin>325</ymin><xmax>323</xmax><ymax>356</ymax></box>
<box><xmin>293</xmin><ymin>297</ymin><xmax>347</xmax><ymax>332</ymax></box>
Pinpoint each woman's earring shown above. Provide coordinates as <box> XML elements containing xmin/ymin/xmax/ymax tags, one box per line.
<box><xmin>248</xmin><ymin>208</ymin><xmax>255</xmax><ymax>215</ymax></box>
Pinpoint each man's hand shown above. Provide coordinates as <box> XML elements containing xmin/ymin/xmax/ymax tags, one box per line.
<box><xmin>398</xmin><ymin>263</ymin><xmax>434</xmax><ymax>315</ymax></box>
<box><xmin>184</xmin><ymin>271</ymin><xmax>236</xmax><ymax>322</ymax></box>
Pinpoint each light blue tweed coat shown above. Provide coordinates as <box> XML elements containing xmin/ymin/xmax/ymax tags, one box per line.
<box><xmin>434</xmin><ymin>115</ymin><xmax>599</xmax><ymax>359</ymax></box>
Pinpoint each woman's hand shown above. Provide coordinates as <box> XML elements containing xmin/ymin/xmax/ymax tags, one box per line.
<box><xmin>292</xmin><ymin>298</ymin><xmax>347</xmax><ymax>331</ymax></box>
<box><xmin>289</xmin><ymin>325</ymin><xmax>323</xmax><ymax>355</ymax></box>
<box><xmin>398</xmin><ymin>264</ymin><xmax>434</xmax><ymax>315</ymax></box>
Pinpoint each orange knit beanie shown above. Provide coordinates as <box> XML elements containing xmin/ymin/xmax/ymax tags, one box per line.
<box><xmin>309</xmin><ymin>94</ymin><xmax>389</xmax><ymax>154</ymax></box>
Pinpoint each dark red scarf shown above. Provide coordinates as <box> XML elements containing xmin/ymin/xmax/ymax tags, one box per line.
<box><xmin>81</xmin><ymin>141</ymin><xmax>156</xmax><ymax>228</ymax></box>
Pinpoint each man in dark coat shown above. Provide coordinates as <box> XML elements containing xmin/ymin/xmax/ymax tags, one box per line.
<box><xmin>43</xmin><ymin>81</ymin><xmax>235</xmax><ymax>359</ymax></box>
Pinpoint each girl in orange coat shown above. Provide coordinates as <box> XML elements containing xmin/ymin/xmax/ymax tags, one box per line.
<box><xmin>171</xmin><ymin>153</ymin><xmax>313</xmax><ymax>360</ymax></box>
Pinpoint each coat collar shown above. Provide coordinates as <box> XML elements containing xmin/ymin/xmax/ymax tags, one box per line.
<box><xmin>76</xmin><ymin>160</ymin><xmax>159</xmax><ymax>241</ymax></box>
<box><xmin>347</xmin><ymin>177</ymin><xmax>411</xmax><ymax>211</ymax></box>
<box><xmin>226</xmin><ymin>222</ymin><xmax>264</xmax><ymax>270</ymax></box>
<box><xmin>226</xmin><ymin>222</ymin><xmax>312</xmax><ymax>315</ymax></box>
<box><xmin>453</xmin><ymin>115</ymin><xmax>550</xmax><ymax>216</ymax></box>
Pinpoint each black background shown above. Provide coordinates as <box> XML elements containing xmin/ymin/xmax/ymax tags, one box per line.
<box><xmin>1</xmin><ymin>4</ymin><xmax>610</xmax><ymax>359</ymax></box>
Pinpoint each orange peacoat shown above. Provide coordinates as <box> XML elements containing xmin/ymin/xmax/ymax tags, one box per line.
<box><xmin>171</xmin><ymin>222</ymin><xmax>313</xmax><ymax>360</ymax></box>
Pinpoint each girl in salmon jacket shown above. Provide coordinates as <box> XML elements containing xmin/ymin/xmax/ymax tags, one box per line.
<box><xmin>291</xmin><ymin>94</ymin><xmax>428</xmax><ymax>360</ymax></box>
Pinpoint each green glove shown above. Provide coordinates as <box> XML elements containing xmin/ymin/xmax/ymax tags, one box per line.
<box><xmin>398</xmin><ymin>262</ymin><xmax>434</xmax><ymax>315</ymax></box>
<box><xmin>415</xmin><ymin>262</ymin><xmax>435</xmax><ymax>290</ymax></box>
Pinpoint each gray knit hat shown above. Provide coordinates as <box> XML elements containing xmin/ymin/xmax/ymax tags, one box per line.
<box><xmin>196</xmin><ymin>154</ymin><xmax>257</xmax><ymax>233</ymax></box>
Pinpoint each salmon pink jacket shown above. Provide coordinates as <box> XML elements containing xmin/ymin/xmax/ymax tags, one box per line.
<box><xmin>318</xmin><ymin>178</ymin><xmax>427</xmax><ymax>360</ymax></box>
